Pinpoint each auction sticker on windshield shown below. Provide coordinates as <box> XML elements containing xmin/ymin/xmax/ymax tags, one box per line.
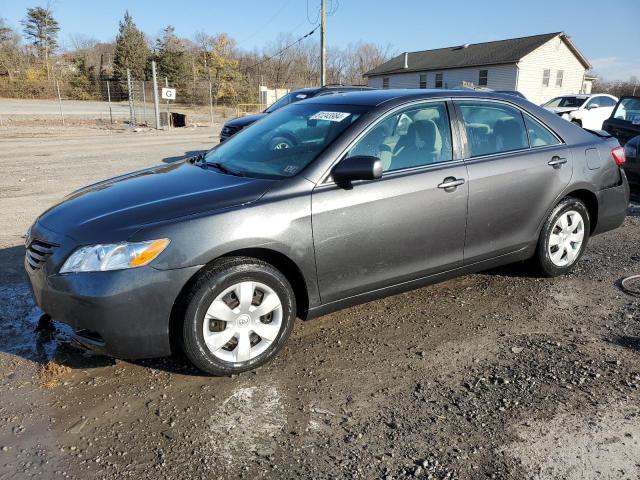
<box><xmin>310</xmin><ymin>111</ymin><xmax>351</xmax><ymax>122</ymax></box>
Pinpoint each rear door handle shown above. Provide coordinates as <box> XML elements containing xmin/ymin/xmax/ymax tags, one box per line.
<box><xmin>548</xmin><ymin>156</ymin><xmax>567</xmax><ymax>168</ymax></box>
<box><xmin>438</xmin><ymin>177</ymin><xmax>465</xmax><ymax>190</ymax></box>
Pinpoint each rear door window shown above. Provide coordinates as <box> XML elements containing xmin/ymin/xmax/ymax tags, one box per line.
<box><xmin>523</xmin><ymin>113</ymin><xmax>561</xmax><ymax>147</ymax></box>
<box><xmin>456</xmin><ymin>101</ymin><xmax>528</xmax><ymax>157</ymax></box>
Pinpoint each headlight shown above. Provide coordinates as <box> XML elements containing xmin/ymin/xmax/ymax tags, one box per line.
<box><xmin>60</xmin><ymin>239</ymin><xmax>170</xmax><ymax>273</ymax></box>
<box><xmin>562</xmin><ymin>113</ymin><xmax>571</xmax><ymax>120</ymax></box>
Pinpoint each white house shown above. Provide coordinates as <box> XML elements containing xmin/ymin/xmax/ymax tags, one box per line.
<box><xmin>364</xmin><ymin>32</ymin><xmax>593</xmax><ymax>105</ymax></box>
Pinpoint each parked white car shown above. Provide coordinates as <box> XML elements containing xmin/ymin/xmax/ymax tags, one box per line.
<box><xmin>542</xmin><ymin>94</ymin><xmax>618</xmax><ymax>130</ymax></box>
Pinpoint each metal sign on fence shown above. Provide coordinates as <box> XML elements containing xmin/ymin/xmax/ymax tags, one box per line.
<box><xmin>161</xmin><ymin>88</ymin><xmax>176</xmax><ymax>100</ymax></box>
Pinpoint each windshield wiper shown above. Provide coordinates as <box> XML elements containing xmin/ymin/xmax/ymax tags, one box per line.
<box><xmin>206</xmin><ymin>162</ymin><xmax>244</xmax><ymax>177</ymax></box>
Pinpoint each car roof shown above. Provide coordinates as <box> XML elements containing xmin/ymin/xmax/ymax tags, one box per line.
<box><xmin>301</xmin><ymin>88</ymin><xmax>530</xmax><ymax>107</ymax></box>
<box><xmin>290</xmin><ymin>85</ymin><xmax>371</xmax><ymax>96</ymax></box>
<box><xmin>549</xmin><ymin>94</ymin><xmax>589</xmax><ymax>99</ymax></box>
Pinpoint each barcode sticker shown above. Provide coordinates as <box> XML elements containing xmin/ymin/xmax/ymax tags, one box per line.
<box><xmin>309</xmin><ymin>111</ymin><xmax>351</xmax><ymax>122</ymax></box>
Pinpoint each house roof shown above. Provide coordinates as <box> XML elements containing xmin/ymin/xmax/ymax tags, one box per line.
<box><xmin>364</xmin><ymin>32</ymin><xmax>591</xmax><ymax>77</ymax></box>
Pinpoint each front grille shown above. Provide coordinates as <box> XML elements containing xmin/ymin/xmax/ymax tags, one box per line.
<box><xmin>26</xmin><ymin>239</ymin><xmax>57</xmax><ymax>270</ymax></box>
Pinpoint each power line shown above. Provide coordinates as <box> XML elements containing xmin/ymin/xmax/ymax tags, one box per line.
<box><xmin>236</xmin><ymin>0</ymin><xmax>294</xmax><ymax>49</ymax></box>
<box><xmin>244</xmin><ymin>25</ymin><xmax>320</xmax><ymax>71</ymax></box>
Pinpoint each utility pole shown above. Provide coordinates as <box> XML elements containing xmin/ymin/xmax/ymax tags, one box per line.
<box><xmin>320</xmin><ymin>0</ymin><xmax>326</xmax><ymax>86</ymax></box>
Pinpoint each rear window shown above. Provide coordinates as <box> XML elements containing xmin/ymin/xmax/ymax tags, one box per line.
<box><xmin>612</xmin><ymin>97</ymin><xmax>640</xmax><ymax>125</ymax></box>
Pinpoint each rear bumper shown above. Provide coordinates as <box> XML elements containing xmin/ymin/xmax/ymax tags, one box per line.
<box><xmin>25</xmin><ymin>259</ymin><xmax>201</xmax><ymax>359</ymax></box>
<box><xmin>592</xmin><ymin>170</ymin><xmax>631</xmax><ymax>236</ymax></box>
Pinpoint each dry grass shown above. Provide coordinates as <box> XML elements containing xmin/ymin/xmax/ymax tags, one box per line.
<box><xmin>39</xmin><ymin>361</ymin><xmax>72</xmax><ymax>389</ymax></box>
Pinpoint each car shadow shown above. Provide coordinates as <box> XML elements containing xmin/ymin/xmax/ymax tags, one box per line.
<box><xmin>611</xmin><ymin>335</ymin><xmax>640</xmax><ymax>353</ymax></box>
<box><xmin>482</xmin><ymin>261</ymin><xmax>538</xmax><ymax>278</ymax></box>
<box><xmin>161</xmin><ymin>150</ymin><xmax>206</xmax><ymax>164</ymax></box>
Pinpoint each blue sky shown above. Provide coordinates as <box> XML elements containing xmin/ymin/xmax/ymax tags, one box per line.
<box><xmin>3</xmin><ymin>0</ymin><xmax>639</xmax><ymax>81</ymax></box>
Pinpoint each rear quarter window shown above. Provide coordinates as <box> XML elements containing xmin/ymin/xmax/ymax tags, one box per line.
<box><xmin>613</xmin><ymin>97</ymin><xmax>640</xmax><ymax>124</ymax></box>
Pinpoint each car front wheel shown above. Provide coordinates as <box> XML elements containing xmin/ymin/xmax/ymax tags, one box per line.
<box><xmin>181</xmin><ymin>257</ymin><xmax>296</xmax><ymax>375</ymax></box>
<box><xmin>535</xmin><ymin>197</ymin><xmax>590</xmax><ymax>277</ymax></box>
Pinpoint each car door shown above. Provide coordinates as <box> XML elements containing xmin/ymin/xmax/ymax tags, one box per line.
<box><xmin>455</xmin><ymin>99</ymin><xmax>572</xmax><ymax>264</ymax></box>
<box><xmin>312</xmin><ymin>101</ymin><xmax>469</xmax><ymax>304</ymax></box>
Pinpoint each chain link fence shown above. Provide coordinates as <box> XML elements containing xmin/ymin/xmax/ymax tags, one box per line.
<box><xmin>0</xmin><ymin>73</ymin><xmax>242</xmax><ymax>128</ymax></box>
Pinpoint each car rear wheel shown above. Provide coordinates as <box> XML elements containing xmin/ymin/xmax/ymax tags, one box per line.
<box><xmin>535</xmin><ymin>197</ymin><xmax>590</xmax><ymax>277</ymax></box>
<box><xmin>181</xmin><ymin>257</ymin><xmax>296</xmax><ymax>375</ymax></box>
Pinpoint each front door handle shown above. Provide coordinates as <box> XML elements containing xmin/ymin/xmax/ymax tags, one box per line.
<box><xmin>438</xmin><ymin>177</ymin><xmax>465</xmax><ymax>191</ymax></box>
<box><xmin>548</xmin><ymin>156</ymin><xmax>567</xmax><ymax>168</ymax></box>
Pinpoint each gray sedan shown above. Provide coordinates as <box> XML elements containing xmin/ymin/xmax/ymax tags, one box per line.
<box><xmin>25</xmin><ymin>89</ymin><xmax>629</xmax><ymax>375</ymax></box>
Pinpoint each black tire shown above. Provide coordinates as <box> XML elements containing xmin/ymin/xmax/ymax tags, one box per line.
<box><xmin>535</xmin><ymin>197</ymin><xmax>590</xmax><ymax>277</ymax></box>
<box><xmin>181</xmin><ymin>257</ymin><xmax>296</xmax><ymax>375</ymax></box>
<box><xmin>571</xmin><ymin>119</ymin><xmax>582</xmax><ymax>128</ymax></box>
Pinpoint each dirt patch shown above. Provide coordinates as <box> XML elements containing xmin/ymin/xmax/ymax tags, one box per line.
<box><xmin>39</xmin><ymin>361</ymin><xmax>72</xmax><ymax>389</ymax></box>
<box><xmin>506</xmin><ymin>403</ymin><xmax>640</xmax><ymax>479</ymax></box>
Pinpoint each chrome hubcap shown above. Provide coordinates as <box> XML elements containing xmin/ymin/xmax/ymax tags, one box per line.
<box><xmin>548</xmin><ymin>210</ymin><xmax>585</xmax><ymax>267</ymax></box>
<box><xmin>203</xmin><ymin>281</ymin><xmax>283</xmax><ymax>363</ymax></box>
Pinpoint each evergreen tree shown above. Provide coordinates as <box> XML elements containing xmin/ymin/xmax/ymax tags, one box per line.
<box><xmin>21</xmin><ymin>6</ymin><xmax>59</xmax><ymax>79</ymax></box>
<box><xmin>112</xmin><ymin>11</ymin><xmax>149</xmax><ymax>80</ymax></box>
<box><xmin>155</xmin><ymin>25</ymin><xmax>189</xmax><ymax>84</ymax></box>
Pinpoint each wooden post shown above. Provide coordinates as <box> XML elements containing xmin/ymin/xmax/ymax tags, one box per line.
<box><xmin>208</xmin><ymin>80</ymin><xmax>214</xmax><ymax>126</ymax></box>
<box><xmin>106</xmin><ymin>80</ymin><xmax>113</xmax><ymax>125</ymax></box>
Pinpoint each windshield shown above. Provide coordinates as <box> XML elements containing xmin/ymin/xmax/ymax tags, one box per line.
<box><xmin>205</xmin><ymin>103</ymin><xmax>368</xmax><ymax>179</ymax></box>
<box><xmin>612</xmin><ymin>97</ymin><xmax>640</xmax><ymax>124</ymax></box>
<box><xmin>264</xmin><ymin>91</ymin><xmax>312</xmax><ymax>113</ymax></box>
<box><xmin>543</xmin><ymin>96</ymin><xmax>587</xmax><ymax>108</ymax></box>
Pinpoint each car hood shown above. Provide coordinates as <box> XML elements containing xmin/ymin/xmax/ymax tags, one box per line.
<box><xmin>37</xmin><ymin>161</ymin><xmax>275</xmax><ymax>243</ymax></box>
<box><xmin>545</xmin><ymin>107</ymin><xmax>579</xmax><ymax>114</ymax></box>
<box><xmin>224</xmin><ymin>113</ymin><xmax>267</xmax><ymax>128</ymax></box>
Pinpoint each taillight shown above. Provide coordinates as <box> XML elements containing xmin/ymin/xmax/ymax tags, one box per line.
<box><xmin>611</xmin><ymin>146</ymin><xmax>625</xmax><ymax>166</ymax></box>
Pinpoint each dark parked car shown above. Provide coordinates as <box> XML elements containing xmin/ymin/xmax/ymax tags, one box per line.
<box><xmin>603</xmin><ymin>96</ymin><xmax>640</xmax><ymax>192</ymax></box>
<box><xmin>218</xmin><ymin>85</ymin><xmax>371</xmax><ymax>142</ymax></box>
<box><xmin>25</xmin><ymin>90</ymin><xmax>629</xmax><ymax>375</ymax></box>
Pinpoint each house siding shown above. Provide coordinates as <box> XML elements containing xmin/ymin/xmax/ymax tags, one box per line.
<box><xmin>516</xmin><ymin>35</ymin><xmax>587</xmax><ymax>104</ymax></box>
<box><xmin>367</xmin><ymin>64</ymin><xmax>518</xmax><ymax>91</ymax></box>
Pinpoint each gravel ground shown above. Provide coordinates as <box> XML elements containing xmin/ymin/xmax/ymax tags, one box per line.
<box><xmin>0</xmin><ymin>126</ymin><xmax>638</xmax><ymax>479</ymax></box>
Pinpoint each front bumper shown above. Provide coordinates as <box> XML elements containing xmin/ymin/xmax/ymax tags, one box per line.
<box><xmin>592</xmin><ymin>169</ymin><xmax>631</xmax><ymax>235</ymax></box>
<box><xmin>24</xmin><ymin>226</ymin><xmax>201</xmax><ymax>359</ymax></box>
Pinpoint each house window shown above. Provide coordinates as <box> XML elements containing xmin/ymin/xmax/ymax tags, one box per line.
<box><xmin>419</xmin><ymin>74</ymin><xmax>427</xmax><ymax>89</ymax></box>
<box><xmin>556</xmin><ymin>70</ymin><xmax>564</xmax><ymax>87</ymax></box>
<box><xmin>542</xmin><ymin>69</ymin><xmax>550</xmax><ymax>87</ymax></box>
<box><xmin>435</xmin><ymin>73</ymin><xmax>443</xmax><ymax>88</ymax></box>
<box><xmin>382</xmin><ymin>77</ymin><xmax>389</xmax><ymax>89</ymax></box>
<box><xmin>478</xmin><ymin>69</ymin><xmax>488</xmax><ymax>86</ymax></box>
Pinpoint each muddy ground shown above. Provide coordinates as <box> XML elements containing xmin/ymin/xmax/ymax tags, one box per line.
<box><xmin>0</xmin><ymin>126</ymin><xmax>638</xmax><ymax>479</ymax></box>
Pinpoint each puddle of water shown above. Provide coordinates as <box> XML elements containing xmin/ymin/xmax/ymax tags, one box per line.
<box><xmin>0</xmin><ymin>282</ymin><xmax>72</xmax><ymax>363</ymax></box>
<box><xmin>206</xmin><ymin>384</ymin><xmax>286</xmax><ymax>464</ymax></box>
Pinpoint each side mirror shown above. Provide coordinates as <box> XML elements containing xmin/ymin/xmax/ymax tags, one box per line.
<box><xmin>332</xmin><ymin>155</ymin><xmax>383</xmax><ymax>185</ymax></box>
<box><xmin>587</xmin><ymin>103</ymin><xmax>599</xmax><ymax>110</ymax></box>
